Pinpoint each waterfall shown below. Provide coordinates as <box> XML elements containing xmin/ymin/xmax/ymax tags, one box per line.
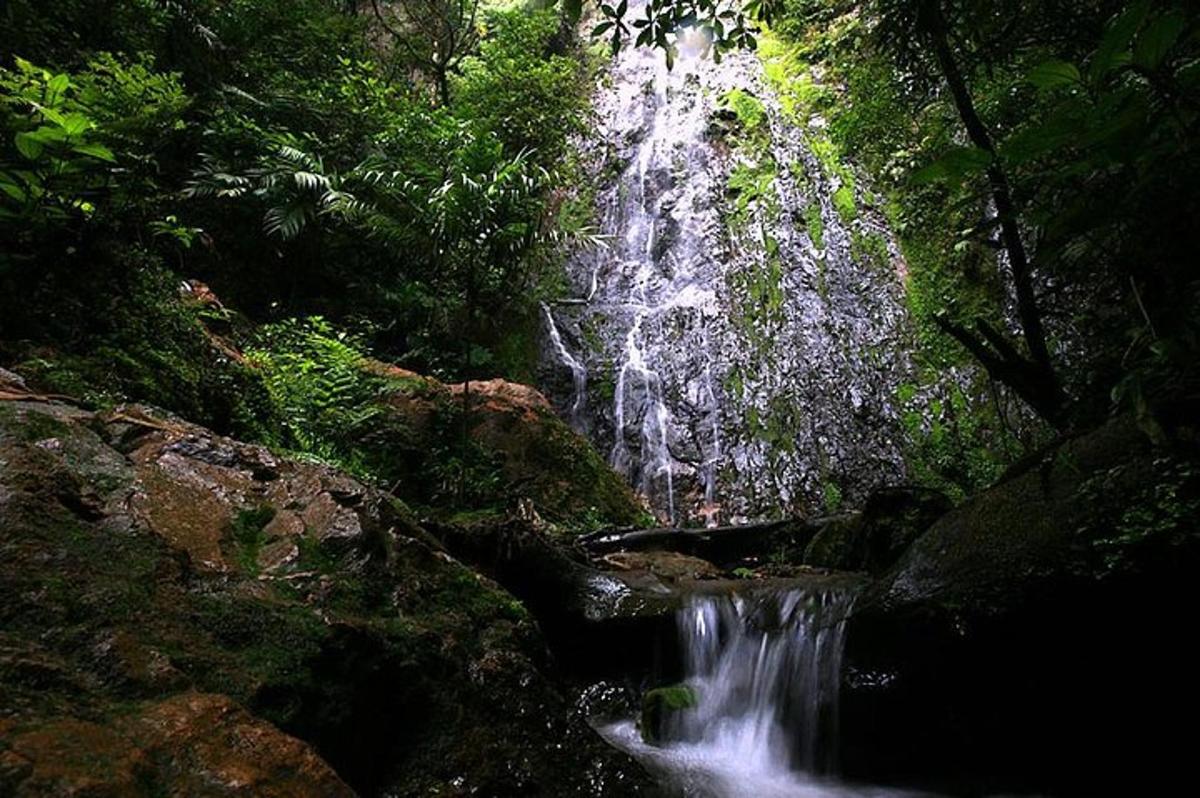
<box><xmin>672</xmin><ymin>590</ymin><xmax>851</xmax><ymax>776</ymax></box>
<box><xmin>540</xmin><ymin>3</ymin><xmax>913</xmax><ymax>525</ymax></box>
<box><xmin>597</xmin><ymin>587</ymin><xmax>935</xmax><ymax>797</ymax></box>
<box><xmin>541</xmin><ymin>302</ymin><xmax>588</xmax><ymax>429</ymax></box>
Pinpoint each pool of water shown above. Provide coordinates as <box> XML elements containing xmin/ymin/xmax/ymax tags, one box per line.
<box><xmin>598</xmin><ymin>720</ymin><xmax>941</xmax><ymax>798</ymax></box>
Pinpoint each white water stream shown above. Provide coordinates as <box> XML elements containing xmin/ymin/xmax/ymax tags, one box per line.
<box><xmin>598</xmin><ymin>589</ymin><xmax>938</xmax><ymax>798</ymax></box>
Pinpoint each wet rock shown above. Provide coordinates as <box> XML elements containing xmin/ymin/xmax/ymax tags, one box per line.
<box><xmin>0</xmin><ymin>390</ymin><xmax>658</xmax><ymax>797</ymax></box>
<box><xmin>0</xmin><ymin>692</ymin><xmax>354</xmax><ymax>797</ymax></box>
<box><xmin>640</xmin><ymin>684</ymin><xmax>698</xmax><ymax>745</ymax></box>
<box><xmin>841</xmin><ymin>415</ymin><xmax>1200</xmax><ymax>797</ymax></box>
<box><xmin>539</xmin><ymin>32</ymin><xmax>911</xmax><ymax>525</ymax></box>
<box><xmin>803</xmin><ymin>487</ymin><xmax>951</xmax><ymax>573</ymax></box>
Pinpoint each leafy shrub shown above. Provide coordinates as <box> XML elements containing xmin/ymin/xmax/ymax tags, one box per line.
<box><xmin>0</xmin><ymin>53</ymin><xmax>189</xmax><ymax>272</ymax></box>
<box><xmin>454</xmin><ymin>8</ymin><xmax>585</xmax><ymax>164</ymax></box>
<box><xmin>245</xmin><ymin>317</ymin><xmax>383</xmax><ymax>467</ymax></box>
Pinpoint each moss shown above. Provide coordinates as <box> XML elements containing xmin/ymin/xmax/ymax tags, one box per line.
<box><xmin>640</xmin><ymin>684</ymin><xmax>698</xmax><ymax>744</ymax></box>
<box><xmin>803</xmin><ymin>202</ymin><xmax>826</xmax><ymax>250</ymax></box>
<box><xmin>11</xmin><ymin>254</ymin><xmax>282</xmax><ymax>444</ymax></box>
<box><xmin>833</xmin><ymin>182</ymin><xmax>858</xmax><ymax>222</ymax></box>
<box><xmin>823</xmin><ymin>480</ymin><xmax>844</xmax><ymax>513</ymax></box>
<box><xmin>851</xmin><ymin>229</ymin><xmax>890</xmax><ymax>272</ymax></box>
<box><xmin>720</xmin><ymin>88</ymin><xmax>768</xmax><ymax>134</ymax></box>
<box><xmin>231</xmin><ymin>506</ymin><xmax>276</xmax><ymax>576</ymax></box>
<box><xmin>726</xmin><ymin>159</ymin><xmax>778</xmax><ymax>232</ymax></box>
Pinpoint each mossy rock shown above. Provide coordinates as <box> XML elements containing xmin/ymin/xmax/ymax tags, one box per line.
<box><xmin>640</xmin><ymin>684</ymin><xmax>698</xmax><ymax>745</ymax></box>
<box><xmin>361</xmin><ymin>366</ymin><xmax>647</xmax><ymax>533</ymax></box>
<box><xmin>0</xmin><ymin>390</ymin><xmax>657</xmax><ymax>796</ymax></box>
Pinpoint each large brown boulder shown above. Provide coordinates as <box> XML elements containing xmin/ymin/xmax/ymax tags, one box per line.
<box><xmin>360</xmin><ymin>363</ymin><xmax>647</xmax><ymax>530</ymax></box>
<box><xmin>1</xmin><ymin>693</ymin><xmax>354</xmax><ymax>797</ymax></box>
<box><xmin>0</xmin><ymin>376</ymin><xmax>655</xmax><ymax>797</ymax></box>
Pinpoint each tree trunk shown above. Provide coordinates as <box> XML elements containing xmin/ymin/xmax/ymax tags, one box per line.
<box><xmin>458</xmin><ymin>265</ymin><xmax>475</xmax><ymax>504</ymax></box>
<box><xmin>919</xmin><ymin>0</ymin><xmax>1067</xmax><ymax>427</ymax></box>
<box><xmin>436</xmin><ymin>68</ymin><xmax>451</xmax><ymax>107</ymax></box>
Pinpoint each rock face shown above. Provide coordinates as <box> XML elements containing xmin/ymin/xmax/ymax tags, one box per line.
<box><xmin>539</xmin><ymin>26</ymin><xmax>911</xmax><ymax>525</ymax></box>
<box><xmin>0</xmin><ymin>374</ymin><xmax>656</xmax><ymax>797</ymax></box>
<box><xmin>841</xmin><ymin>414</ymin><xmax>1200</xmax><ymax>796</ymax></box>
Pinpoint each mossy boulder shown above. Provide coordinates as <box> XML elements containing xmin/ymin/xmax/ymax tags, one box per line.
<box><xmin>0</xmin><ymin>376</ymin><xmax>655</xmax><ymax>796</ymax></box>
<box><xmin>803</xmin><ymin>487</ymin><xmax>951</xmax><ymax>573</ymax></box>
<box><xmin>640</xmin><ymin>684</ymin><xmax>698</xmax><ymax>745</ymax></box>
<box><xmin>360</xmin><ymin>362</ymin><xmax>647</xmax><ymax>531</ymax></box>
<box><xmin>842</xmin><ymin>413</ymin><xmax>1200</xmax><ymax>797</ymax></box>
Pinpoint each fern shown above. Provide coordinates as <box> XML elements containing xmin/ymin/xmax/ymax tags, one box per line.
<box><xmin>246</xmin><ymin>317</ymin><xmax>382</xmax><ymax>466</ymax></box>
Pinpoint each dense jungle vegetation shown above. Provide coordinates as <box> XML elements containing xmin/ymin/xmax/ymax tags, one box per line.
<box><xmin>1</xmin><ymin>4</ymin><xmax>1198</xmax><ymax>798</ymax></box>
<box><xmin>1</xmin><ymin>0</ymin><xmax>1197</xmax><ymax>504</ymax></box>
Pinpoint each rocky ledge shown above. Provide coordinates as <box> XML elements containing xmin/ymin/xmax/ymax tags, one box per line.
<box><xmin>0</xmin><ymin>368</ymin><xmax>655</xmax><ymax>797</ymax></box>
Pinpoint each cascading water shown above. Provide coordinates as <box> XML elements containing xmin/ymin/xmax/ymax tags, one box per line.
<box><xmin>539</xmin><ymin>4</ymin><xmax>914</xmax><ymax>524</ymax></box>
<box><xmin>598</xmin><ymin>588</ymin><xmax>935</xmax><ymax>797</ymax></box>
<box><xmin>541</xmin><ymin>301</ymin><xmax>588</xmax><ymax>429</ymax></box>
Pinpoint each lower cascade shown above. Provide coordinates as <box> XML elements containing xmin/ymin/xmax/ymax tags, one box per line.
<box><xmin>599</xmin><ymin>589</ymin><xmax>929</xmax><ymax>797</ymax></box>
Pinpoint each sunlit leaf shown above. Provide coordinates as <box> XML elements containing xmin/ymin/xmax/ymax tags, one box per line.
<box><xmin>14</xmin><ymin>133</ymin><xmax>44</xmax><ymax>161</ymax></box>
<box><xmin>72</xmin><ymin>142</ymin><xmax>117</xmax><ymax>162</ymax></box>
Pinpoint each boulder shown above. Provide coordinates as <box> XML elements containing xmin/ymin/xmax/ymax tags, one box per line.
<box><xmin>639</xmin><ymin>685</ymin><xmax>698</xmax><ymax>745</ymax></box>
<box><xmin>1</xmin><ymin>693</ymin><xmax>354</xmax><ymax>797</ymax></box>
<box><xmin>0</xmin><ymin>391</ymin><xmax>657</xmax><ymax>796</ymax></box>
<box><xmin>802</xmin><ymin>487</ymin><xmax>951</xmax><ymax>573</ymax></box>
<box><xmin>841</xmin><ymin>414</ymin><xmax>1200</xmax><ymax>797</ymax></box>
<box><xmin>360</xmin><ymin>362</ymin><xmax>648</xmax><ymax>530</ymax></box>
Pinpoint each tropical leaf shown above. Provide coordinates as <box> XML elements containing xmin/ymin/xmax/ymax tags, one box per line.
<box><xmin>912</xmin><ymin>146</ymin><xmax>993</xmax><ymax>184</ymax></box>
<box><xmin>1133</xmin><ymin>11</ymin><xmax>1185</xmax><ymax>70</ymax></box>
<box><xmin>1028</xmin><ymin>59</ymin><xmax>1081</xmax><ymax>90</ymax></box>
<box><xmin>1090</xmin><ymin>0</ymin><xmax>1150</xmax><ymax>81</ymax></box>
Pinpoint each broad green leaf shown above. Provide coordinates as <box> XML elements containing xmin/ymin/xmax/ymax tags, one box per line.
<box><xmin>14</xmin><ymin>133</ymin><xmax>44</xmax><ymax>161</ymax></box>
<box><xmin>1133</xmin><ymin>11</ymin><xmax>1185</xmax><ymax>70</ymax></box>
<box><xmin>73</xmin><ymin>142</ymin><xmax>116</xmax><ymax>162</ymax></box>
<box><xmin>30</xmin><ymin>102</ymin><xmax>66</xmax><ymax>126</ymax></box>
<box><xmin>0</xmin><ymin>180</ymin><xmax>26</xmax><ymax>203</ymax></box>
<box><xmin>563</xmin><ymin>0</ymin><xmax>582</xmax><ymax>23</ymax></box>
<box><xmin>912</xmin><ymin>146</ymin><xmax>992</xmax><ymax>184</ymax></box>
<box><xmin>1177</xmin><ymin>59</ymin><xmax>1200</xmax><ymax>89</ymax></box>
<box><xmin>1090</xmin><ymin>0</ymin><xmax>1149</xmax><ymax>81</ymax></box>
<box><xmin>1029</xmin><ymin>59</ymin><xmax>1081</xmax><ymax>90</ymax></box>
<box><xmin>1000</xmin><ymin>110</ymin><xmax>1082</xmax><ymax>164</ymax></box>
<box><xmin>30</xmin><ymin>125</ymin><xmax>68</xmax><ymax>143</ymax></box>
<box><xmin>60</xmin><ymin>113</ymin><xmax>93</xmax><ymax>136</ymax></box>
<box><xmin>46</xmin><ymin>73</ymin><xmax>70</xmax><ymax>102</ymax></box>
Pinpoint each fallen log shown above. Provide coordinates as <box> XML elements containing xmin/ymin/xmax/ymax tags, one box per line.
<box><xmin>579</xmin><ymin>516</ymin><xmax>853</xmax><ymax>565</ymax></box>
